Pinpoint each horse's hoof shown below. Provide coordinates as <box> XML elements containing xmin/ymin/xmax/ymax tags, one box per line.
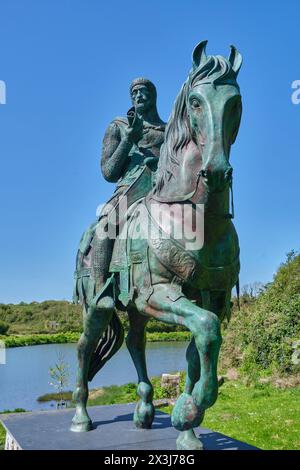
<box><xmin>192</xmin><ymin>377</ymin><xmax>219</xmax><ymax>409</ymax></box>
<box><xmin>70</xmin><ymin>420</ymin><xmax>93</xmax><ymax>432</ymax></box>
<box><xmin>176</xmin><ymin>429</ymin><xmax>203</xmax><ymax>451</ymax></box>
<box><xmin>171</xmin><ymin>393</ymin><xmax>200</xmax><ymax>431</ymax></box>
<box><xmin>134</xmin><ymin>421</ymin><xmax>152</xmax><ymax>429</ymax></box>
<box><xmin>134</xmin><ymin>401</ymin><xmax>155</xmax><ymax>429</ymax></box>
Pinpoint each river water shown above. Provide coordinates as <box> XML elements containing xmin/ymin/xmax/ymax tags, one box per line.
<box><xmin>0</xmin><ymin>341</ymin><xmax>188</xmax><ymax>411</ymax></box>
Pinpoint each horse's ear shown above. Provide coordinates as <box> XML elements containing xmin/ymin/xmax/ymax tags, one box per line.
<box><xmin>192</xmin><ymin>40</ymin><xmax>208</xmax><ymax>69</ymax></box>
<box><xmin>228</xmin><ymin>45</ymin><xmax>243</xmax><ymax>76</ymax></box>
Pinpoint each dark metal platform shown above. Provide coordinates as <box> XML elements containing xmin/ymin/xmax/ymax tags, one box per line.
<box><xmin>0</xmin><ymin>403</ymin><xmax>258</xmax><ymax>450</ymax></box>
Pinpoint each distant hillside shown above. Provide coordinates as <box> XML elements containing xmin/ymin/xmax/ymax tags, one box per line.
<box><xmin>0</xmin><ymin>300</ymin><xmax>82</xmax><ymax>334</ymax></box>
<box><xmin>0</xmin><ymin>300</ymin><xmax>186</xmax><ymax>335</ymax></box>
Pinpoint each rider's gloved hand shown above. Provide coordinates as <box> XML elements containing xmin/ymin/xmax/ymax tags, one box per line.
<box><xmin>124</xmin><ymin>110</ymin><xmax>143</xmax><ymax>144</ymax></box>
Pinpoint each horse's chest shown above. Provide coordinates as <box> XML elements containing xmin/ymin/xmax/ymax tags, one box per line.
<box><xmin>192</xmin><ymin>225</ymin><xmax>240</xmax><ymax>289</ymax></box>
<box><xmin>147</xmin><ymin>218</ymin><xmax>240</xmax><ymax>291</ymax></box>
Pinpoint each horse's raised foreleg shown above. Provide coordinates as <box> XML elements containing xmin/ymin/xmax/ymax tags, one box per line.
<box><xmin>136</xmin><ymin>284</ymin><xmax>221</xmax><ymax>449</ymax></box>
<box><xmin>176</xmin><ymin>337</ymin><xmax>204</xmax><ymax>450</ymax></box>
<box><xmin>184</xmin><ymin>337</ymin><xmax>200</xmax><ymax>394</ymax></box>
<box><xmin>176</xmin><ymin>290</ymin><xmax>230</xmax><ymax>448</ymax></box>
<box><xmin>70</xmin><ymin>296</ymin><xmax>114</xmax><ymax>432</ymax></box>
<box><xmin>125</xmin><ymin>308</ymin><xmax>154</xmax><ymax>429</ymax></box>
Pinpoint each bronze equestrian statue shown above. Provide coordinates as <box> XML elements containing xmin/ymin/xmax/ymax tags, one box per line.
<box><xmin>71</xmin><ymin>41</ymin><xmax>242</xmax><ymax>451</ymax></box>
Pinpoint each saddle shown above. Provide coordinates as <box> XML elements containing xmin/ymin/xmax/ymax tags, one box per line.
<box><xmin>109</xmin><ymin>197</ymin><xmax>198</xmax><ymax>308</ymax></box>
<box><xmin>109</xmin><ymin>199</ymin><xmax>150</xmax><ymax>307</ymax></box>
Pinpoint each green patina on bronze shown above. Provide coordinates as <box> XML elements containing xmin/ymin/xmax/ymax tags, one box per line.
<box><xmin>71</xmin><ymin>41</ymin><xmax>243</xmax><ymax>450</ymax></box>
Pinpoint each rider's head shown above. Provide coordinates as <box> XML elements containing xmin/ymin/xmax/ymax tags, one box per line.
<box><xmin>130</xmin><ymin>78</ymin><xmax>157</xmax><ymax>114</ymax></box>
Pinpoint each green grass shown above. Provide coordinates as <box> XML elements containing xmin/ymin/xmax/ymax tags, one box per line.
<box><xmin>0</xmin><ymin>331</ymin><xmax>191</xmax><ymax>348</ymax></box>
<box><xmin>161</xmin><ymin>380</ymin><xmax>300</xmax><ymax>450</ymax></box>
<box><xmin>88</xmin><ymin>383</ymin><xmax>138</xmax><ymax>406</ymax></box>
<box><xmin>147</xmin><ymin>331</ymin><xmax>190</xmax><ymax>342</ymax></box>
<box><xmin>205</xmin><ymin>381</ymin><xmax>300</xmax><ymax>450</ymax></box>
<box><xmin>0</xmin><ymin>332</ymin><xmax>80</xmax><ymax>348</ymax></box>
<box><xmin>0</xmin><ymin>426</ymin><xmax>5</xmax><ymax>449</ymax></box>
<box><xmin>37</xmin><ymin>391</ymin><xmax>73</xmax><ymax>402</ymax></box>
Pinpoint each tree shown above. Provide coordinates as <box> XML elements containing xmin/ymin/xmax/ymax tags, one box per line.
<box><xmin>241</xmin><ymin>282</ymin><xmax>265</xmax><ymax>299</ymax></box>
<box><xmin>49</xmin><ymin>352</ymin><xmax>70</xmax><ymax>408</ymax></box>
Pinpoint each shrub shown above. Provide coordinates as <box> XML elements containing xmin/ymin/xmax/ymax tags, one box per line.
<box><xmin>0</xmin><ymin>320</ymin><xmax>9</xmax><ymax>335</ymax></box>
<box><xmin>221</xmin><ymin>250</ymin><xmax>300</xmax><ymax>375</ymax></box>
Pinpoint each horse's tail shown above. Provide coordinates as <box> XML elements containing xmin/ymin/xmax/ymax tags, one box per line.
<box><xmin>88</xmin><ymin>310</ymin><xmax>124</xmax><ymax>382</ymax></box>
<box><xmin>74</xmin><ymin>270</ymin><xmax>125</xmax><ymax>381</ymax></box>
<box><xmin>77</xmin><ymin>273</ymin><xmax>125</xmax><ymax>382</ymax></box>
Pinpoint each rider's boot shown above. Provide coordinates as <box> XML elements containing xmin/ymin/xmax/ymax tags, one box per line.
<box><xmin>91</xmin><ymin>222</ymin><xmax>115</xmax><ymax>297</ymax></box>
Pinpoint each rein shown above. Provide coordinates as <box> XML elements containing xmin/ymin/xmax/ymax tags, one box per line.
<box><xmin>205</xmin><ymin>179</ymin><xmax>235</xmax><ymax>220</ymax></box>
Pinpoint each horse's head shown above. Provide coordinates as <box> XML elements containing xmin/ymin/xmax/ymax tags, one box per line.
<box><xmin>187</xmin><ymin>41</ymin><xmax>242</xmax><ymax>193</ymax></box>
<box><xmin>155</xmin><ymin>41</ymin><xmax>242</xmax><ymax>200</ymax></box>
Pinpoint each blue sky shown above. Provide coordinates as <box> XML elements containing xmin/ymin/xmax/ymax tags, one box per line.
<box><xmin>0</xmin><ymin>0</ymin><xmax>299</xmax><ymax>303</ymax></box>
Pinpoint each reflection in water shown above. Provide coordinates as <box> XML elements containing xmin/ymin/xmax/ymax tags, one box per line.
<box><xmin>0</xmin><ymin>341</ymin><xmax>188</xmax><ymax>411</ymax></box>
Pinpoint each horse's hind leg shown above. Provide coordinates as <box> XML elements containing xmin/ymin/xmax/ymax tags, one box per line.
<box><xmin>126</xmin><ymin>308</ymin><xmax>155</xmax><ymax>429</ymax></box>
<box><xmin>70</xmin><ymin>296</ymin><xmax>114</xmax><ymax>432</ymax></box>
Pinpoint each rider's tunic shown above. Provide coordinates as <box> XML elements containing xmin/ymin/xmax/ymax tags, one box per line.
<box><xmin>100</xmin><ymin>116</ymin><xmax>166</xmax><ymax>218</ymax></box>
<box><xmin>73</xmin><ymin>117</ymin><xmax>165</xmax><ymax>301</ymax></box>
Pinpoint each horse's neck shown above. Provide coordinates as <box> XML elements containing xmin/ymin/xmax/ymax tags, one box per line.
<box><xmin>153</xmin><ymin>140</ymin><xmax>231</xmax><ymax>218</ymax></box>
<box><xmin>152</xmin><ymin>140</ymin><xmax>231</xmax><ymax>218</ymax></box>
<box><xmin>154</xmin><ymin>141</ymin><xmax>203</xmax><ymax>202</ymax></box>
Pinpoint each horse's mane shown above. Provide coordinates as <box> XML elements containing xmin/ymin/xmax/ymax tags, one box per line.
<box><xmin>155</xmin><ymin>55</ymin><xmax>237</xmax><ymax>192</ymax></box>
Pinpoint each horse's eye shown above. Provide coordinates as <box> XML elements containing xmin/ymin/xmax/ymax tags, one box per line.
<box><xmin>191</xmin><ymin>99</ymin><xmax>201</xmax><ymax>109</ymax></box>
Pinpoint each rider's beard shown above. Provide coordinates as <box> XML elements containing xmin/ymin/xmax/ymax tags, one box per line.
<box><xmin>136</xmin><ymin>101</ymin><xmax>151</xmax><ymax>115</ymax></box>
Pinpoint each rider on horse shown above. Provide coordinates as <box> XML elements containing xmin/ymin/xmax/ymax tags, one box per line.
<box><xmin>73</xmin><ymin>78</ymin><xmax>166</xmax><ymax>306</ymax></box>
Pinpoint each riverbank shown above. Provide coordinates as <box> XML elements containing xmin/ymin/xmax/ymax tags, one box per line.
<box><xmin>0</xmin><ymin>331</ymin><xmax>191</xmax><ymax>348</ymax></box>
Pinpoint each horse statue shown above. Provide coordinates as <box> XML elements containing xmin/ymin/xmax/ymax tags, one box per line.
<box><xmin>71</xmin><ymin>40</ymin><xmax>243</xmax><ymax>450</ymax></box>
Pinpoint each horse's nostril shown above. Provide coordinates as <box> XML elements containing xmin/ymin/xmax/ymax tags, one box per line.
<box><xmin>200</xmin><ymin>169</ymin><xmax>208</xmax><ymax>178</ymax></box>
